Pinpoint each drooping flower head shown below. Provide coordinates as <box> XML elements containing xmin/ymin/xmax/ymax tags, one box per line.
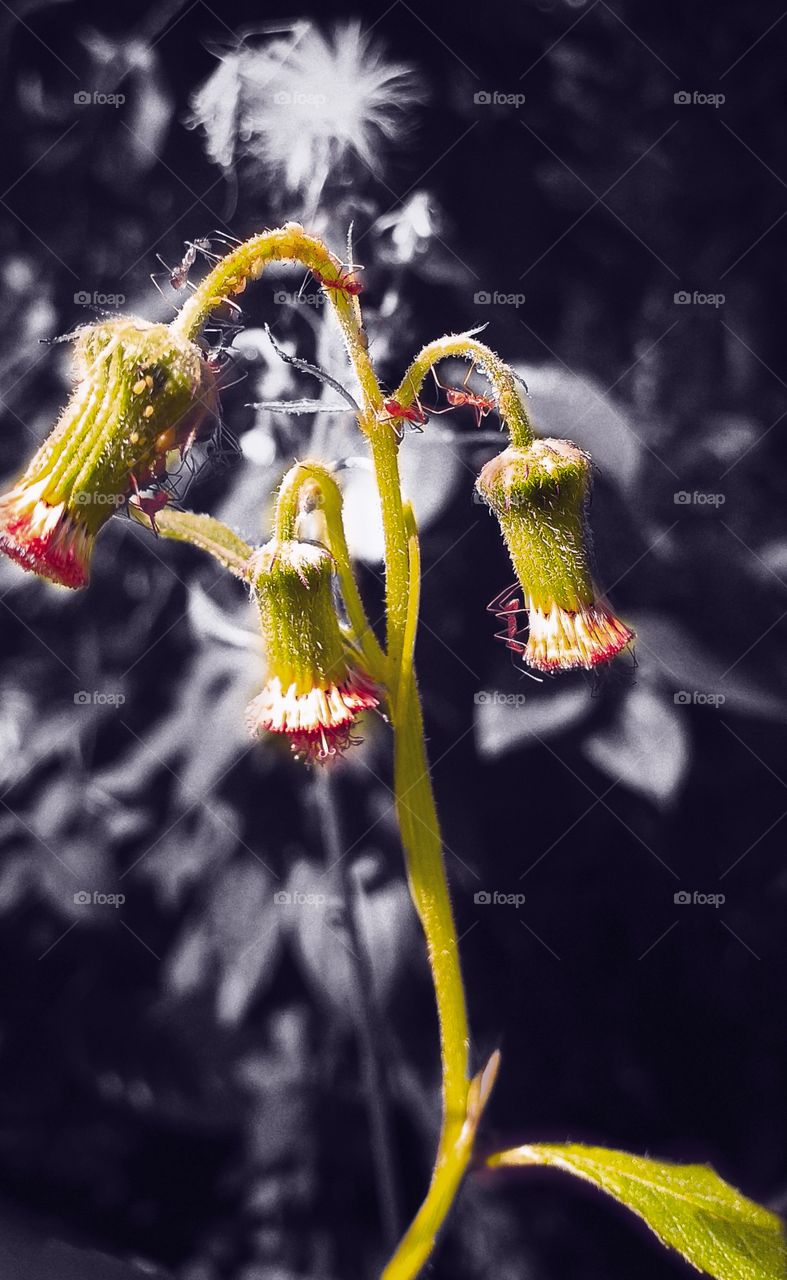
<box><xmin>0</xmin><ymin>317</ymin><xmax>218</xmax><ymax>587</ymax></box>
<box><xmin>246</xmin><ymin>539</ymin><xmax>379</xmax><ymax>763</ymax></box>
<box><xmin>476</xmin><ymin>439</ymin><xmax>633</xmax><ymax>672</ymax></box>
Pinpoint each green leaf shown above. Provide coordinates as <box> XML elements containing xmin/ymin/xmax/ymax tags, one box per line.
<box><xmin>487</xmin><ymin>1143</ymin><xmax>786</xmax><ymax>1280</ymax></box>
<box><xmin>130</xmin><ymin>504</ymin><xmax>252</xmax><ymax>577</ymax></box>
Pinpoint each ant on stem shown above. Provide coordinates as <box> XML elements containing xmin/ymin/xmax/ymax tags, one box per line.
<box><xmin>310</xmin><ymin>263</ymin><xmax>364</xmax><ymax>297</ymax></box>
<box><xmin>430</xmin><ymin>363</ymin><xmax>497</xmax><ymax>428</ymax></box>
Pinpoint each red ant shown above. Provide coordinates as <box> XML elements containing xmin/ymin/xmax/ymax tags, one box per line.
<box><xmin>128</xmin><ymin>474</ymin><xmax>170</xmax><ymax>535</ymax></box>
<box><xmin>311</xmin><ymin>265</ymin><xmax>364</xmax><ymax>297</ymax></box>
<box><xmin>487</xmin><ymin>585</ymin><xmax>528</xmax><ymax>656</ymax></box>
<box><xmin>380</xmin><ymin>395</ymin><xmax>431</xmax><ymax>440</ymax></box>
<box><xmin>431</xmin><ymin>363</ymin><xmax>497</xmax><ymax>428</ymax></box>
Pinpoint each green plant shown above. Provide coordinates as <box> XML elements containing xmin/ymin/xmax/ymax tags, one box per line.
<box><xmin>0</xmin><ymin>224</ymin><xmax>783</xmax><ymax>1280</ymax></box>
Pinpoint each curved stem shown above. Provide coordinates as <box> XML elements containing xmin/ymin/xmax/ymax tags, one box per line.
<box><xmin>128</xmin><ymin>504</ymin><xmax>252</xmax><ymax>577</ymax></box>
<box><xmin>167</xmin><ymin>227</ymin><xmax>486</xmax><ymax>1276</ymax></box>
<box><xmin>271</xmin><ymin>460</ymin><xmax>387</xmax><ymax>684</ymax></box>
<box><xmin>393</xmin><ymin>333</ymin><xmax>533</xmax><ymax>450</ymax></box>
<box><xmin>171</xmin><ymin>222</ymin><xmax>383</xmax><ymax>421</ymax></box>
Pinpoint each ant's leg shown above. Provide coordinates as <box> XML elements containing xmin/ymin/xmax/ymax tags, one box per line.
<box><xmin>462</xmin><ymin>361</ymin><xmax>477</xmax><ymax>389</ymax></box>
<box><xmin>188</xmin><ymin>240</ymin><xmax>221</xmax><ymax>264</ymax></box>
<box><xmin>487</xmin><ymin>584</ymin><xmax>522</xmax><ymax>616</ymax></box>
<box><xmin>428</xmin><ymin>367</ymin><xmax>455</xmax><ymax>412</ymax></box>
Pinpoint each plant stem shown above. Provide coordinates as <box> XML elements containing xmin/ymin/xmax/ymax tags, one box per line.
<box><xmin>171</xmin><ymin>223</ymin><xmax>382</xmax><ymax>420</ymax></box>
<box><xmin>370</xmin><ymin>438</ymin><xmax>475</xmax><ymax>1279</ymax></box>
<box><xmin>314</xmin><ymin>771</ymin><xmax>402</xmax><ymax>1251</ymax></box>
<box><xmin>393</xmin><ymin>334</ymin><xmax>533</xmax><ymax>449</ymax></box>
<box><xmin>271</xmin><ymin>460</ymin><xmax>387</xmax><ymax>683</ymax></box>
<box><xmin>128</xmin><ymin>505</ymin><xmax>252</xmax><ymax>577</ymax></box>
<box><xmin>368</xmin><ymin>432</ymin><xmax>412</xmax><ymax>682</ymax></box>
<box><xmin>171</xmin><ymin>231</ymin><xmax>482</xmax><ymax>1276</ymax></box>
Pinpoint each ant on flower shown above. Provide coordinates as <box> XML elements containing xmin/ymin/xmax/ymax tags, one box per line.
<box><xmin>487</xmin><ymin>585</ymin><xmax>528</xmax><ymax>657</ymax></box>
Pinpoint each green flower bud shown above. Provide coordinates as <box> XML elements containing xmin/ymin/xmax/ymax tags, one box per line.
<box><xmin>245</xmin><ymin>540</ymin><xmax>379</xmax><ymax>763</ymax></box>
<box><xmin>476</xmin><ymin>439</ymin><xmax>633</xmax><ymax>672</ymax></box>
<box><xmin>0</xmin><ymin>317</ymin><xmax>218</xmax><ymax>587</ymax></box>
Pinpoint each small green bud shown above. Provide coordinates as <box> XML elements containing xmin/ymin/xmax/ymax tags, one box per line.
<box><xmin>476</xmin><ymin>439</ymin><xmax>633</xmax><ymax>671</ymax></box>
<box><xmin>246</xmin><ymin>540</ymin><xmax>379</xmax><ymax>763</ymax></box>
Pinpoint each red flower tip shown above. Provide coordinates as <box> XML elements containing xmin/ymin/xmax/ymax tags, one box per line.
<box><xmin>246</xmin><ymin>669</ymin><xmax>380</xmax><ymax>764</ymax></box>
<box><xmin>524</xmin><ymin>600</ymin><xmax>634</xmax><ymax>673</ymax></box>
<box><xmin>0</xmin><ymin>483</ymin><xmax>93</xmax><ymax>588</ymax></box>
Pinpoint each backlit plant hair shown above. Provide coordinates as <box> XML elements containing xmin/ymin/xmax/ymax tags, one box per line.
<box><xmin>3</xmin><ymin>225</ymin><xmax>783</xmax><ymax>1280</ymax></box>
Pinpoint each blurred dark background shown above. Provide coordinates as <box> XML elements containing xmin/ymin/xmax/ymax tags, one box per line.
<box><xmin>0</xmin><ymin>1</ymin><xmax>785</xmax><ymax>1277</ymax></box>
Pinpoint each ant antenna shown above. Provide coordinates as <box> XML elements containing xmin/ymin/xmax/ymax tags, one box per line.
<box><xmin>201</xmin><ymin>229</ymin><xmax>243</xmax><ymax>248</ymax></box>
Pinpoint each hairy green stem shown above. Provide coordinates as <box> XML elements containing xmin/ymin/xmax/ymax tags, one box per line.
<box><xmin>393</xmin><ymin>333</ymin><xmax>533</xmax><ymax>450</ymax></box>
<box><xmin>271</xmin><ymin>460</ymin><xmax>386</xmax><ymax>683</ymax></box>
<box><xmin>170</xmin><ymin>239</ymin><xmax>485</xmax><ymax>1279</ymax></box>
<box><xmin>171</xmin><ymin>222</ymin><xmax>382</xmax><ymax>419</ymax></box>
